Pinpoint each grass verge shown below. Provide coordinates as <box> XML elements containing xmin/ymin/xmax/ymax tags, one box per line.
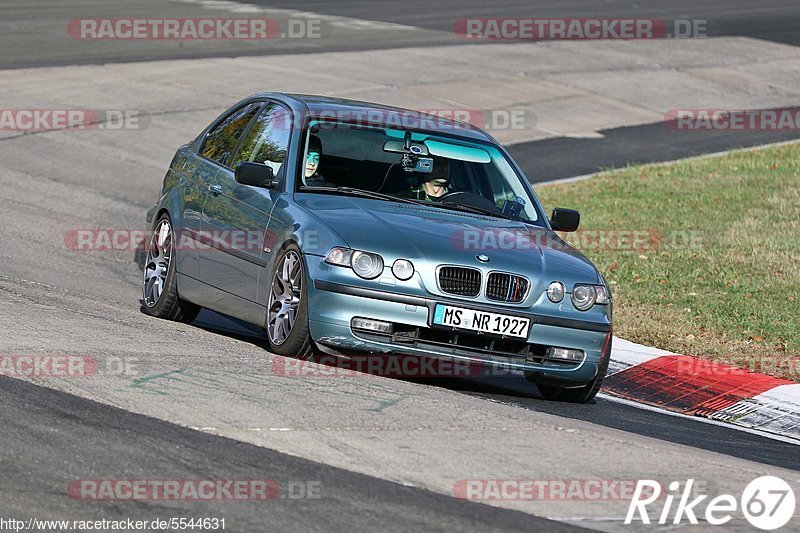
<box><xmin>535</xmin><ymin>142</ymin><xmax>800</xmax><ymax>381</ymax></box>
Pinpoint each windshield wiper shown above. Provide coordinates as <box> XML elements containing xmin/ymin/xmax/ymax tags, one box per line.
<box><xmin>301</xmin><ymin>186</ymin><xmax>428</xmax><ymax>206</ymax></box>
<box><xmin>434</xmin><ymin>201</ymin><xmax>517</xmax><ymax>221</ymax></box>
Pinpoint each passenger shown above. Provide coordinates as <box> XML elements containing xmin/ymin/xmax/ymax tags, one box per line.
<box><xmin>303</xmin><ymin>134</ymin><xmax>334</xmax><ymax>187</ymax></box>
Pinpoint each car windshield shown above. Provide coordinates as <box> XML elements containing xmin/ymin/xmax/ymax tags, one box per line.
<box><xmin>296</xmin><ymin>120</ymin><xmax>541</xmax><ymax>223</ymax></box>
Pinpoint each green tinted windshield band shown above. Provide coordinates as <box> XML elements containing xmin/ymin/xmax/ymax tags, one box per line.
<box><xmin>425</xmin><ymin>140</ymin><xmax>491</xmax><ymax>163</ymax></box>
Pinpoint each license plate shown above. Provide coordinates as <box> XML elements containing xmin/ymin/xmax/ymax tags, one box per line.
<box><xmin>432</xmin><ymin>304</ymin><xmax>530</xmax><ymax>339</ymax></box>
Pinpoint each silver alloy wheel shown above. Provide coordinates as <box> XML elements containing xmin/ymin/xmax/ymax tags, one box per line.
<box><xmin>143</xmin><ymin>219</ymin><xmax>172</xmax><ymax>307</ymax></box>
<box><xmin>268</xmin><ymin>250</ymin><xmax>302</xmax><ymax>346</ymax></box>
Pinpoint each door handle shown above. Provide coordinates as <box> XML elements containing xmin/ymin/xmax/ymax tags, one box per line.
<box><xmin>208</xmin><ymin>184</ymin><xmax>222</xmax><ymax>195</ymax></box>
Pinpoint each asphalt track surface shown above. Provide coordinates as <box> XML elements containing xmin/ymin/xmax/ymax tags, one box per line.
<box><xmin>4</xmin><ymin>0</ymin><xmax>800</xmax><ymax>69</ymax></box>
<box><xmin>510</xmin><ymin>119</ymin><xmax>800</xmax><ymax>182</ymax></box>
<box><xmin>2</xmin><ymin>1</ymin><xmax>800</xmax><ymax>531</ymax></box>
<box><xmin>252</xmin><ymin>0</ymin><xmax>800</xmax><ymax>46</ymax></box>
<box><xmin>0</xmin><ymin>376</ymin><xmax>577</xmax><ymax>532</ymax></box>
<box><xmin>189</xmin><ymin>312</ymin><xmax>800</xmax><ymax>473</ymax></box>
<box><xmin>4</xmin><ymin>0</ymin><xmax>800</xmax><ymax>178</ymax></box>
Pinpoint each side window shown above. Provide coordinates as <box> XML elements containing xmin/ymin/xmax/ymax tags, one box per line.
<box><xmin>201</xmin><ymin>102</ymin><xmax>261</xmax><ymax>166</ymax></box>
<box><xmin>232</xmin><ymin>103</ymin><xmax>292</xmax><ymax>178</ymax></box>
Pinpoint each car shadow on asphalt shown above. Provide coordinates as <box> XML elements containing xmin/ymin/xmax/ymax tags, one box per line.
<box><xmin>143</xmin><ymin>305</ymin><xmax>560</xmax><ymax>402</ymax></box>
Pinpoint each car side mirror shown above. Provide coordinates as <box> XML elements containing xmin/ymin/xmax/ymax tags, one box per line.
<box><xmin>550</xmin><ymin>208</ymin><xmax>580</xmax><ymax>232</ymax></box>
<box><xmin>235</xmin><ymin>162</ymin><xmax>275</xmax><ymax>188</ymax></box>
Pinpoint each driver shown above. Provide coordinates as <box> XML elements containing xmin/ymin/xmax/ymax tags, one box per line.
<box><xmin>303</xmin><ymin>135</ymin><xmax>334</xmax><ymax>187</ymax></box>
<box><xmin>410</xmin><ymin>159</ymin><xmax>450</xmax><ymax>200</ymax></box>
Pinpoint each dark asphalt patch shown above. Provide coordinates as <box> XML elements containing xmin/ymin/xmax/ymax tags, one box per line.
<box><xmin>509</xmin><ymin>118</ymin><xmax>800</xmax><ymax>183</ymax></box>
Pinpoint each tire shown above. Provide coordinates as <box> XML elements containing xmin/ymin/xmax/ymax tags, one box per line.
<box><xmin>532</xmin><ymin>336</ymin><xmax>612</xmax><ymax>403</ymax></box>
<box><xmin>266</xmin><ymin>244</ymin><xmax>314</xmax><ymax>358</ymax></box>
<box><xmin>141</xmin><ymin>214</ymin><xmax>201</xmax><ymax>323</ymax></box>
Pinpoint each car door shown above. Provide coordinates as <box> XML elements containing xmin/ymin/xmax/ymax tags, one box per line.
<box><xmin>174</xmin><ymin>102</ymin><xmax>261</xmax><ymax>285</ymax></box>
<box><xmin>198</xmin><ymin>101</ymin><xmax>293</xmax><ymax>313</ymax></box>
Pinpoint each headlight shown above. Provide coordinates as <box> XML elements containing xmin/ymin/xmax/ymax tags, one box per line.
<box><xmin>324</xmin><ymin>247</ymin><xmax>353</xmax><ymax>266</ymax></box>
<box><xmin>571</xmin><ymin>284</ymin><xmax>596</xmax><ymax>311</ymax></box>
<box><xmin>325</xmin><ymin>247</ymin><xmax>386</xmax><ymax>280</ymax></box>
<box><xmin>351</xmin><ymin>251</ymin><xmax>384</xmax><ymax>279</ymax></box>
<box><xmin>392</xmin><ymin>259</ymin><xmax>414</xmax><ymax>280</ymax></box>
<box><xmin>546</xmin><ymin>281</ymin><xmax>565</xmax><ymax>303</ymax></box>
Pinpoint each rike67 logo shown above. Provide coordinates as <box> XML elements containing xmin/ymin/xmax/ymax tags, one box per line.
<box><xmin>626</xmin><ymin>476</ymin><xmax>796</xmax><ymax>530</ymax></box>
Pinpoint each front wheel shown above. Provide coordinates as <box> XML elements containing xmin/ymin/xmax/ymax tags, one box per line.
<box><xmin>141</xmin><ymin>214</ymin><xmax>200</xmax><ymax>323</ymax></box>
<box><xmin>266</xmin><ymin>245</ymin><xmax>314</xmax><ymax>358</ymax></box>
<box><xmin>536</xmin><ymin>378</ymin><xmax>603</xmax><ymax>403</ymax></box>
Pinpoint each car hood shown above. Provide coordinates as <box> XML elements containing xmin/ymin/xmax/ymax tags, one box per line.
<box><xmin>296</xmin><ymin>194</ymin><xmax>601</xmax><ymax>285</ymax></box>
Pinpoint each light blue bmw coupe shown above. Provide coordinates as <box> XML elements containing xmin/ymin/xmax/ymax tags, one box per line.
<box><xmin>143</xmin><ymin>93</ymin><xmax>612</xmax><ymax>402</ymax></box>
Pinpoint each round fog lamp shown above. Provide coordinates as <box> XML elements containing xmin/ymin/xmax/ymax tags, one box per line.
<box><xmin>547</xmin><ymin>281</ymin><xmax>565</xmax><ymax>303</ymax></box>
<box><xmin>571</xmin><ymin>285</ymin><xmax>595</xmax><ymax>311</ymax></box>
<box><xmin>392</xmin><ymin>259</ymin><xmax>414</xmax><ymax>280</ymax></box>
<box><xmin>351</xmin><ymin>251</ymin><xmax>384</xmax><ymax>279</ymax></box>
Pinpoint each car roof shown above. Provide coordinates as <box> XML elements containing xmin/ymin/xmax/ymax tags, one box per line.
<box><xmin>251</xmin><ymin>92</ymin><xmax>496</xmax><ymax>144</ymax></box>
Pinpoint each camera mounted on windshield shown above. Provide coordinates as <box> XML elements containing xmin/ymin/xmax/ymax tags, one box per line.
<box><xmin>383</xmin><ymin>133</ymin><xmax>434</xmax><ymax>174</ymax></box>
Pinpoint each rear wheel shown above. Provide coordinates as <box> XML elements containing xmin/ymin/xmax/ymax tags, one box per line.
<box><xmin>141</xmin><ymin>215</ymin><xmax>200</xmax><ymax>323</ymax></box>
<box><xmin>266</xmin><ymin>245</ymin><xmax>314</xmax><ymax>358</ymax></box>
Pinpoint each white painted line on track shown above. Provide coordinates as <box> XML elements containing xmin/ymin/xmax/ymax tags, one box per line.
<box><xmin>171</xmin><ymin>0</ymin><xmax>422</xmax><ymax>31</ymax></box>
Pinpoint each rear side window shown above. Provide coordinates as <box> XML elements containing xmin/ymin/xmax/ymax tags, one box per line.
<box><xmin>201</xmin><ymin>102</ymin><xmax>261</xmax><ymax>166</ymax></box>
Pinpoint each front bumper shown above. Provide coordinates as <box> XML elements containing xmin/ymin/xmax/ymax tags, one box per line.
<box><xmin>307</xmin><ymin>277</ymin><xmax>611</xmax><ymax>384</ymax></box>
